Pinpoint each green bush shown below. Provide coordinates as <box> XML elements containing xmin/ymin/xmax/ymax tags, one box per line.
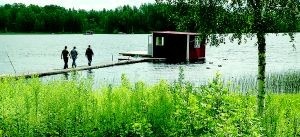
<box><xmin>0</xmin><ymin>74</ymin><xmax>299</xmax><ymax>136</ymax></box>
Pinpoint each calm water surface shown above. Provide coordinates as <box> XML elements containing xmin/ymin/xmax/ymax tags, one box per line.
<box><xmin>0</xmin><ymin>34</ymin><xmax>299</xmax><ymax>86</ymax></box>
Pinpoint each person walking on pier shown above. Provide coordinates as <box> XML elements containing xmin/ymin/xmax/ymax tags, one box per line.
<box><xmin>85</xmin><ymin>45</ymin><xmax>94</xmax><ymax>66</ymax></box>
<box><xmin>61</xmin><ymin>46</ymin><xmax>69</xmax><ymax>69</ymax></box>
<box><xmin>70</xmin><ymin>46</ymin><xmax>78</xmax><ymax>68</ymax></box>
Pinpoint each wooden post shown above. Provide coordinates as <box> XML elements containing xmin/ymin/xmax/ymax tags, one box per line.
<box><xmin>186</xmin><ymin>35</ymin><xmax>190</xmax><ymax>62</ymax></box>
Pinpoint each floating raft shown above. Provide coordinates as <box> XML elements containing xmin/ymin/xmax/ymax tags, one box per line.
<box><xmin>0</xmin><ymin>58</ymin><xmax>165</xmax><ymax>79</ymax></box>
<box><xmin>119</xmin><ymin>51</ymin><xmax>151</xmax><ymax>57</ymax></box>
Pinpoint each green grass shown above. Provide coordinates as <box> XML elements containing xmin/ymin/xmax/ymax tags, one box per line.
<box><xmin>225</xmin><ymin>71</ymin><xmax>300</xmax><ymax>93</ymax></box>
<box><xmin>0</xmin><ymin>74</ymin><xmax>299</xmax><ymax>136</ymax></box>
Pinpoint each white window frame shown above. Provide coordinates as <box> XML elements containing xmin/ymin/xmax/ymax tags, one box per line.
<box><xmin>156</xmin><ymin>36</ymin><xmax>164</xmax><ymax>46</ymax></box>
<box><xmin>194</xmin><ymin>36</ymin><xmax>201</xmax><ymax>48</ymax></box>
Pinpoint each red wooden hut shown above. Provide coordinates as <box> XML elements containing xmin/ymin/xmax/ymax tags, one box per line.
<box><xmin>148</xmin><ymin>31</ymin><xmax>206</xmax><ymax>62</ymax></box>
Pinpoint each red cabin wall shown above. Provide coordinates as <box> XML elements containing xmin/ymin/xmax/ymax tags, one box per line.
<box><xmin>189</xmin><ymin>37</ymin><xmax>206</xmax><ymax>60</ymax></box>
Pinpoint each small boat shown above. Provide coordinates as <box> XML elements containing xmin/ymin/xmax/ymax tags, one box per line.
<box><xmin>84</xmin><ymin>31</ymin><xmax>93</xmax><ymax>35</ymax></box>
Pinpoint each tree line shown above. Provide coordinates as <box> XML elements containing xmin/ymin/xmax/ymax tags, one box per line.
<box><xmin>0</xmin><ymin>3</ymin><xmax>299</xmax><ymax>34</ymax></box>
<box><xmin>0</xmin><ymin>3</ymin><xmax>175</xmax><ymax>34</ymax></box>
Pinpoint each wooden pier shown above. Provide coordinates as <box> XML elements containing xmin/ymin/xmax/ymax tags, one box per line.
<box><xmin>0</xmin><ymin>58</ymin><xmax>165</xmax><ymax>79</ymax></box>
<box><xmin>119</xmin><ymin>51</ymin><xmax>151</xmax><ymax>57</ymax></box>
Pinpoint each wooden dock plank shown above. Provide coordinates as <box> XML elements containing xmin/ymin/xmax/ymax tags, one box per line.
<box><xmin>119</xmin><ymin>51</ymin><xmax>151</xmax><ymax>57</ymax></box>
<box><xmin>0</xmin><ymin>58</ymin><xmax>165</xmax><ymax>78</ymax></box>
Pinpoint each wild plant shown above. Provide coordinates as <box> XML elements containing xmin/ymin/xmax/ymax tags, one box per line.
<box><xmin>0</xmin><ymin>71</ymin><xmax>299</xmax><ymax>136</ymax></box>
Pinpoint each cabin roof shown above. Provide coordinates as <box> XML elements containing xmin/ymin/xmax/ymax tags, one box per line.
<box><xmin>153</xmin><ymin>31</ymin><xmax>199</xmax><ymax>36</ymax></box>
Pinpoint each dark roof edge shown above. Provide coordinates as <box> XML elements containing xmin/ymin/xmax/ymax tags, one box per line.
<box><xmin>152</xmin><ymin>31</ymin><xmax>199</xmax><ymax>35</ymax></box>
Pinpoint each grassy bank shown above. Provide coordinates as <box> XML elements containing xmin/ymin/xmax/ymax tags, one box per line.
<box><xmin>225</xmin><ymin>71</ymin><xmax>300</xmax><ymax>93</ymax></box>
<box><xmin>0</xmin><ymin>75</ymin><xmax>299</xmax><ymax>136</ymax></box>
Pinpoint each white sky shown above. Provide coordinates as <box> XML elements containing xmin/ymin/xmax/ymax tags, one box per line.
<box><xmin>0</xmin><ymin>0</ymin><xmax>156</xmax><ymax>10</ymax></box>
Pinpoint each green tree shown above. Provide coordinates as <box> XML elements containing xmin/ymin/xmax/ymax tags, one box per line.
<box><xmin>7</xmin><ymin>3</ymin><xmax>26</xmax><ymax>32</ymax></box>
<box><xmin>140</xmin><ymin>3</ymin><xmax>175</xmax><ymax>32</ymax></box>
<box><xmin>64</xmin><ymin>9</ymin><xmax>85</xmax><ymax>33</ymax></box>
<box><xmin>42</xmin><ymin>5</ymin><xmax>66</xmax><ymax>33</ymax></box>
<box><xmin>0</xmin><ymin>6</ymin><xmax>8</xmax><ymax>32</ymax></box>
<box><xmin>16</xmin><ymin>7</ymin><xmax>36</xmax><ymax>32</ymax></box>
<box><xmin>27</xmin><ymin>4</ymin><xmax>44</xmax><ymax>32</ymax></box>
<box><xmin>160</xmin><ymin>0</ymin><xmax>299</xmax><ymax>116</ymax></box>
<box><xmin>0</xmin><ymin>3</ymin><xmax>178</xmax><ymax>33</ymax></box>
<box><xmin>1</xmin><ymin>2</ymin><xmax>298</xmax><ymax>34</ymax></box>
<box><xmin>86</xmin><ymin>10</ymin><xmax>100</xmax><ymax>33</ymax></box>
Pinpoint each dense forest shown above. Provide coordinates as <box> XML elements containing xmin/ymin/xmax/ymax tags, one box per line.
<box><xmin>0</xmin><ymin>3</ymin><xmax>299</xmax><ymax>34</ymax></box>
<box><xmin>0</xmin><ymin>3</ymin><xmax>175</xmax><ymax>34</ymax></box>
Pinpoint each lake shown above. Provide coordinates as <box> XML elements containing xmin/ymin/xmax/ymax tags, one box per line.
<box><xmin>0</xmin><ymin>34</ymin><xmax>299</xmax><ymax>86</ymax></box>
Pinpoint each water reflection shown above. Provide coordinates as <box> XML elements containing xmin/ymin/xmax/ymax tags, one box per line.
<box><xmin>70</xmin><ymin>71</ymin><xmax>79</xmax><ymax>80</ymax></box>
<box><xmin>63</xmin><ymin>72</ymin><xmax>69</xmax><ymax>80</ymax></box>
<box><xmin>87</xmin><ymin>69</ymin><xmax>94</xmax><ymax>80</ymax></box>
<box><xmin>61</xmin><ymin>71</ymin><xmax>82</xmax><ymax>80</ymax></box>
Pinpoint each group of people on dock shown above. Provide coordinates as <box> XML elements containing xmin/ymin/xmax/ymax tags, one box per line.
<box><xmin>61</xmin><ymin>45</ymin><xmax>94</xmax><ymax>69</ymax></box>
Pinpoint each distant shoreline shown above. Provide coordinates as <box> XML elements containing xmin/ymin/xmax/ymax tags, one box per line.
<box><xmin>0</xmin><ymin>32</ymin><xmax>149</xmax><ymax>35</ymax></box>
<box><xmin>0</xmin><ymin>32</ymin><xmax>80</xmax><ymax>35</ymax></box>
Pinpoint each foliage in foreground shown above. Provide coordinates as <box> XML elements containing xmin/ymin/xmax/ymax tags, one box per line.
<box><xmin>0</xmin><ymin>75</ymin><xmax>299</xmax><ymax>136</ymax></box>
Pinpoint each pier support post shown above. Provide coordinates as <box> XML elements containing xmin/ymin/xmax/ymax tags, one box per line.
<box><xmin>186</xmin><ymin>35</ymin><xmax>190</xmax><ymax>62</ymax></box>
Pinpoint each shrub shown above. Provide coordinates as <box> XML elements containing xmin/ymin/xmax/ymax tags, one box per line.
<box><xmin>0</xmin><ymin>74</ymin><xmax>299</xmax><ymax>136</ymax></box>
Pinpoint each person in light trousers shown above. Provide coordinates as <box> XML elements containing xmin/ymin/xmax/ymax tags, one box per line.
<box><xmin>70</xmin><ymin>46</ymin><xmax>78</xmax><ymax>68</ymax></box>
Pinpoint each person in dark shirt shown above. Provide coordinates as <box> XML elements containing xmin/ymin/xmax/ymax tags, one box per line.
<box><xmin>61</xmin><ymin>46</ymin><xmax>69</xmax><ymax>69</ymax></box>
<box><xmin>70</xmin><ymin>46</ymin><xmax>78</xmax><ymax>68</ymax></box>
<box><xmin>85</xmin><ymin>45</ymin><xmax>94</xmax><ymax>66</ymax></box>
